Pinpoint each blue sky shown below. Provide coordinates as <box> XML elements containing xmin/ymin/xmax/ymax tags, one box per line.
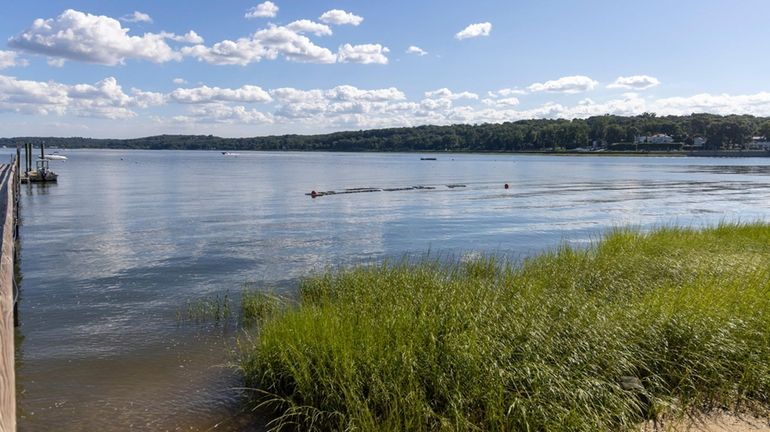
<box><xmin>1</xmin><ymin>0</ymin><xmax>769</xmax><ymax>138</ymax></box>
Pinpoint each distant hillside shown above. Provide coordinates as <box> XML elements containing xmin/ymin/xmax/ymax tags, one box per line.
<box><xmin>2</xmin><ymin>114</ymin><xmax>769</xmax><ymax>152</ymax></box>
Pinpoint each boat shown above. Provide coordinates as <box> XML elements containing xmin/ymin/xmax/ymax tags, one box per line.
<box><xmin>27</xmin><ymin>159</ymin><xmax>58</xmax><ymax>182</ymax></box>
<box><xmin>222</xmin><ymin>152</ymin><xmax>241</xmax><ymax>156</ymax></box>
<box><xmin>44</xmin><ymin>154</ymin><xmax>68</xmax><ymax>160</ymax></box>
<box><xmin>420</xmin><ymin>157</ymin><xmax>437</xmax><ymax>161</ymax></box>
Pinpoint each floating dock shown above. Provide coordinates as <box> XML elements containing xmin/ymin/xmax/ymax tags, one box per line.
<box><xmin>19</xmin><ymin>143</ymin><xmax>58</xmax><ymax>184</ymax></box>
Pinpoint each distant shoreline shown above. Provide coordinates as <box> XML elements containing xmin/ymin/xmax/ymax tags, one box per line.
<box><xmin>2</xmin><ymin>113</ymin><xmax>769</xmax><ymax>155</ymax></box>
<box><xmin>9</xmin><ymin>147</ymin><xmax>770</xmax><ymax>158</ymax></box>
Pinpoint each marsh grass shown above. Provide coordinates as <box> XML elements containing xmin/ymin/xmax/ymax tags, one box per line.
<box><xmin>176</xmin><ymin>292</ymin><xmax>232</xmax><ymax>324</ymax></box>
<box><xmin>240</xmin><ymin>223</ymin><xmax>770</xmax><ymax>431</ymax></box>
<box><xmin>241</xmin><ymin>290</ymin><xmax>287</xmax><ymax>326</ymax></box>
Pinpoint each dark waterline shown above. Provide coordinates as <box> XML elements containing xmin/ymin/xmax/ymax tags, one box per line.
<box><xmin>7</xmin><ymin>149</ymin><xmax>770</xmax><ymax>430</ymax></box>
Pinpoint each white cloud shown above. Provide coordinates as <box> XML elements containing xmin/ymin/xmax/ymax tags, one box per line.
<box><xmin>0</xmin><ymin>75</ymin><xmax>68</xmax><ymax>114</ymax></box>
<box><xmin>120</xmin><ymin>11</ymin><xmax>152</xmax><ymax>23</ymax></box>
<box><xmin>245</xmin><ymin>1</ymin><xmax>279</xmax><ymax>19</ymax></box>
<box><xmin>163</xmin><ymin>30</ymin><xmax>204</xmax><ymax>44</ymax></box>
<box><xmin>653</xmin><ymin>92</ymin><xmax>770</xmax><ymax>116</ymax></box>
<box><xmin>0</xmin><ymin>74</ymin><xmax>160</xmax><ymax>119</ymax></box>
<box><xmin>482</xmin><ymin>97</ymin><xmax>520</xmax><ymax>107</ymax></box>
<box><xmin>420</xmin><ymin>97</ymin><xmax>453</xmax><ymax>111</ymax></box>
<box><xmin>270</xmin><ymin>85</ymin><xmax>406</xmax><ymax>119</ymax></box>
<box><xmin>0</xmin><ymin>51</ymin><xmax>28</xmax><ymax>69</ymax></box>
<box><xmin>286</xmin><ymin>20</ymin><xmax>332</xmax><ymax>37</ymax></box>
<box><xmin>6</xmin><ymin>70</ymin><xmax>770</xmax><ymax>135</ymax></box>
<box><xmin>47</xmin><ymin>58</ymin><xmax>66</xmax><ymax>67</ymax></box>
<box><xmin>182</xmin><ymin>24</ymin><xmax>336</xmax><ymax>65</ymax></box>
<box><xmin>424</xmin><ymin>88</ymin><xmax>479</xmax><ymax>100</ymax></box>
<box><xmin>406</xmin><ymin>46</ymin><xmax>427</xmax><ymax>56</ymax></box>
<box><xmin>319</xmin><ymin>9</ymin><xmax>364</xmax><ymax>26</ymax></box>
<box><xmin>160</xmin><ymin>89</ymin><xmax>770</xmax><ymax>130</ymax></box>
<box><xmin>455</xmin><ymin>22</ymin><xmax>492</xmax><ymax>40</ymax></box>
<box><xmin>527</xmin><ymin>75</ymin><xmax>598</xmax><ymax>94</ymax></box>
<box><xmin>172</xmin><ymin>78</ymin><xmax>188</xmax><ymax>85</ymax></box>
<box><xmin>326</xmin><ymin>85</ymin><xmax>405</xmax><ymax>102</ymax></box>
<box><xmin>8</xmin><ymin>9</ymin><xmax>203</xmax><ymax>65</ymax></box>
<box><xmin>488</xmin><ymin>88</ymin><xmax>527</xmax><ymax>98</ymax></box>
<box><xmin>270</xmin><ymin>87</ymin><xmax>325</xmax><ymax>103</ymax></box>
<box><xmin>170</xmin><ymin>85</ymin><xmax>272</xmax><ymax>104</ymax></box>
<box><xmin>337</xmin><ymin>44</ymin><xmax>389</xmax><ymax>64</ymax></box>
<box><xmin>607</xmin><ymin>75</ymin><xmax>661</xmax><ymax>90</ymax></box>
<box><xmin>131</xmin><ymin>88</ymin><xmax>167</xmax><ymax>108</ymax></box>
<box><xmin>176</xmin><ymin>103</ymin><xmax>273</xmax><ymax>124</ymax></box>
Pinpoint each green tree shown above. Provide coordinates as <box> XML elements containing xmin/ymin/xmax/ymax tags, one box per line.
<box><xmin>605</xmin><ymin>125</ymin><xmax>626</xmax><ymax>144</ymax></box>
<box><xmin>759</xmin><ymin>121</ymin><xmax>770</xmax><ymax>140</ymax></box>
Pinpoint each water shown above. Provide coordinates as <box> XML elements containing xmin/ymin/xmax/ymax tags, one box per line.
<box><xmin>8</xmin><ymin>149</ymin><xmax>770</xmax><ymax>430</ymax></box>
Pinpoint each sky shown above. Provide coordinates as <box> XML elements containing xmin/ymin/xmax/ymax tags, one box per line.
<box><xmin>1</xmin><ymin>0</ymin><xmax>770</xmax><ymax>138</ymax></box>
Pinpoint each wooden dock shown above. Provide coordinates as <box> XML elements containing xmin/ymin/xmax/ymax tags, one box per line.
<box><xmin>0</xmin><ymin>158</ymin><xmax>18</xmax><ymax>432</ymax></box>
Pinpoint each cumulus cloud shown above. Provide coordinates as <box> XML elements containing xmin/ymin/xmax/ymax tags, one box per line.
<box><xmin>120</xmin><ymin>11</ymin><xmax>152</xmax><ymax>23</ymax></box>
<box><xmin>455</xmin><ymin>22</ymin><xmax>492</xmax><ymax>40</ymax></box>
<box><xmin>0</xmin><ymin>51</ymin><xmax>28</xmax><ymax>69</ymax></box>
<box><xmin>8</xmin><ymin>9</ymin><xmax>204</xmax><ymax>65</ymax></box>
<box><xmin>182</xmin><ymin>24</ymin><xmax>336</xmax><ymax>65</ymax></box>
<box><xmin>164</xmin><ymin>89</ymin><xmax>770</xmax><ymax>129</ymax></box>
<box><xmin>48</xmin><ymin>58</ymin><xmax>66</xmax><ymax>67</ymax></box>
<box><xmin>11</xmin><ymin>10</ymin><xmax>378</xmax><ymax>67</ymax></box>
<box><xmin>527</xmin><ymin>75</ymin><xmax>598</xmax><ymax>94</ymax></box>
<box><xmin>337</xmin><ymin>44</ymin><xmax>389</xmax><ymax>64</ymax></box>
<box><xmin>319</xmin><ymin>9</ymin><xmax>364</xmax><ymax>26</ymax></box>
<box><xmin>406</xmin><ymin>46</ymin><xmax>427</xmax><ymax>56</ymax></box>
<box><xmin>270</xmin><ymin>85</ymin><xmax>405</xmax><ymax>119</ymax></box>
<box><xmin>8</xmin><ymin>70</ymin><xmax>770</xmax><ymax>134</ymax></box>
<box><xmin>131</xmin><ymin>88</ymin><xmax>167</xmax><ymax>108</ymax></box>
<box><xmin>488</xmin><ymin>88</ymin><xmax>527</xmax><ymax>98</ymax></box>
<box><xmin>175</xmin><ymin>103</ymin><xmax>273</xmax><ymax>124</ymax></box>
<box><xmin>482</xmin><ymin>97</ymin><xmax>520</xmax><ymax>107</ymax></box>
<box><xmin>245</xmin><ymin>1</ymin><xmax>279</xmax><ymax>19</ymax></box>
<box><xmin>172</xmin><ymin>78</ymin><xmax>188</xmax><ymax>85</ymax></box>
<box><xmin>326</xmin><ymin>85</ymin><xmax>406</xmax><ymax>102</ymax></box>
<box><xmin>170</xmin><ymin>85</ymin><xmax>272</xmax><ymax>104</ymax></box>
<box><xmin>286</xmin><ymin>20</ymin><xmax>333</xmax><ymax>37</ymax></box>
<box><xmin>163</xmin><ymin>30</ymin><xmax>204</xmax><ymax>44</ymax></box>
<box><xmin>653</xmin><ymin>92</ymin><xmax>770</xmax><ymax>116</ymax></box>
<box><xmin>607</xmin><ymin>75</ymin><xmax>661</xmax><ymax>90</ymax></box>
<box><xmin>424</xmin><ymin>88</ymin><xmax>479</xmax><ymax>100</ymax></box>
<box><xmin>0</xmin><ymin>74</ymin><xmax>163</xmax><ymax>119</ymax></box>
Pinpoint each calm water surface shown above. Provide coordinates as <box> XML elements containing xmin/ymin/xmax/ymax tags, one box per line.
<box><xmin>7</xmin><ymin>149</ymin><xmax>770</xmax><ymax>430</ymax></box>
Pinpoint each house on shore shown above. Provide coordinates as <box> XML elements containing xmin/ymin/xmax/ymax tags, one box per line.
<box><xmin>750</xmin><ymin>136</ymin><xmax>770</xmax><ymax>150</ymax></box>
<box><xmin>692</xmin><ymin>137</ymin><xmax>707</xmax><ymax>148</ymax></box>
<box><xmin>635</xmin><ymin>134</ymin><xmax>674</xmax><ymax>144</ymax></box>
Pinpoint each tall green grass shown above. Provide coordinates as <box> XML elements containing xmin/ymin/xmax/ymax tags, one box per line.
<box><xmin>240</xmin><ymin>223</ymin><xmax>770</xmax><ymax>431</ymax></box>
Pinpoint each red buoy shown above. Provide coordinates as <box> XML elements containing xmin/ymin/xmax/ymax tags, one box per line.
<box><xmin>504</xmin><ymin>183</ymin><xmax>509</xmax><ymax>189</ymax></box>
<box><xmin>310</xmin><ymin>190</ymin><xmax>318</xmax><ymax>198</ymax></box>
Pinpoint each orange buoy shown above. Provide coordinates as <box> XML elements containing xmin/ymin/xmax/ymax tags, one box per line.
<box><xmin>504</xmin><ymin>183</ymin><xmax>509</xmax><ymax>189</ymax></box>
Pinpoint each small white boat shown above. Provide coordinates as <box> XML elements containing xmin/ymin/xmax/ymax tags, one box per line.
<box><xmin>44</xmin><ymin>154</ymin><xmax>68</xmax><ymax>160</ymax></box>
<box><xmin>222</xmin><ymin>152</ymin><xmax>240</xmax><ymax>156</ymax></box>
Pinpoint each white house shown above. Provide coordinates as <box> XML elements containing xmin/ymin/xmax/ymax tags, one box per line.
<box><xmin>693</xmin><ymin>137</ymin><xmax>707</xmax><ymax>147</ymax></box>
<box><xmin>751</xmin><ymin>136</ymin><xmax>770</xmax><ymax>150</ymax></box>
<box><xmin>635</xmin><ymin>134</ymin><xmax>674</xmax><ymax>144</ymax></box>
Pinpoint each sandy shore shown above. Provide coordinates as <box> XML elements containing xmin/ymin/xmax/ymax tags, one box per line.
<box><xmin>641</xmin><ymin>412</ymin><xmax>770</xmax><ymax>431</ymax></box>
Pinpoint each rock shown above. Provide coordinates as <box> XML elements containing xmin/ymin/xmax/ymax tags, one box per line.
<box><xmin>620</xmin><ymin>376</ymin><xmax>644</xmax><ymax>391</ymax></box>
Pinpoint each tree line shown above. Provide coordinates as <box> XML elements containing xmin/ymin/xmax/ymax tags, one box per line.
<box><xmin>3</xmin><ymin>113</ymin><xmax>770</xmax><ymax>152</ymax></box>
